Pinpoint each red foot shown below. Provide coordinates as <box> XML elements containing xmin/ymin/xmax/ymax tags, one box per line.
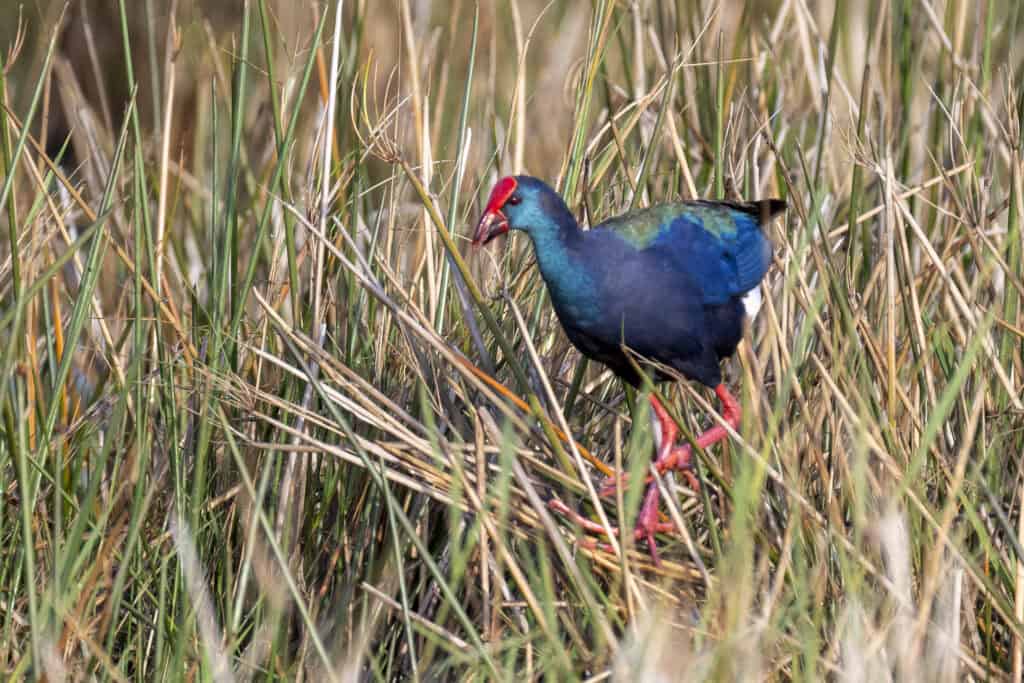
<box><xmin>600</xmin><ymin>385</ymin><xmax>739</xmax><ymax>497</ymax></box>
<box><xmin>550</xmin><ymin>384</ymin><xmax>742</xmax><ymax>565</ymax></box>
<box><xmin>548</xmin><ymin>496</ymin><xmax>675</xmax><ymax>559</ymax></box>
<box><xmin>634</xmin><ymin>482</ymin><xmax>665</xmax><ymax>565</ymax></box>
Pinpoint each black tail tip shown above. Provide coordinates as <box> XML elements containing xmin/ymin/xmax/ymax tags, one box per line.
<box><xmin>757</xmin><ymin>198</ymin><xmax>787</xmax><ymax>219</ymax></box>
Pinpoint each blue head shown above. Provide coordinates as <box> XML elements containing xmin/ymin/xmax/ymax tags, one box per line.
<box><xmin>472</xmin><ymin>176</ymin><xmax>577</xmax><ymax>247</ymax></box>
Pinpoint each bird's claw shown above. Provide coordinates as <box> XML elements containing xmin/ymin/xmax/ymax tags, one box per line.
<box><xmin>549</xmin><ymin>433</ymin><xmax>702</xmax><ymax>566</ymax></box>
<box><xmin>597</xmin><ymin>444</ymin><xmax>700</xmax><ymax>498</ymax></box>
<box><xmin>548</xmin><ymin>498</ymin><xmax>677</xmax><ymax>564</ymax></box>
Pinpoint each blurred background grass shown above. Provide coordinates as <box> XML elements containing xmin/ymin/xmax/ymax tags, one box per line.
<box><xmin>1</xmin><ymin>0</ymin><xmax>1023</xmax><ymax>680</ymax></box>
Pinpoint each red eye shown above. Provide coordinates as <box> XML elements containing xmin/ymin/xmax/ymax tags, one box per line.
<box><xmin>507</xmin><ymin>194</ymin><xmax>522</xmax><ymax>205</ymax></box>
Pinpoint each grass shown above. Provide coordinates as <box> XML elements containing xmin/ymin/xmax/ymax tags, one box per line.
<box><xmin>1</xmin><ymin>0</ymin><xmax>1023</xmax><ymax>679</ymax></box>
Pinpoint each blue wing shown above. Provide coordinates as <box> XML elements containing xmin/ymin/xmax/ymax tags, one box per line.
<box><xmin>600</xmin><ymin>200</ymin><xmax>781</xmax><ymax>305</ymax></box>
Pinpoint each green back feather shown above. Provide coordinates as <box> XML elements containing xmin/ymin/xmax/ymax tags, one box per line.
<box><xmin>596</xmin><ymin>200</ymin><xmax>782</xmax><ymax>249</ymax></box>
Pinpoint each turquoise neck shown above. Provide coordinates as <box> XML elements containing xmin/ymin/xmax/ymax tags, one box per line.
<box><xmin>524</xmin><ymin>222</ymin><xmax>598</xmax><ymax>321</ymax></box>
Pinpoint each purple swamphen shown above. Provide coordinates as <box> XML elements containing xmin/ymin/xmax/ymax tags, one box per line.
<box><xmin>473</xmin><ymin>175</ymin><xmax>785</xmax><ymax>564</ymax></box>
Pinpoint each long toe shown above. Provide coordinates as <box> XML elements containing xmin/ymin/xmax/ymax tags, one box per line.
<box><xmin>635</xmin><ymin>484</ymin><xmax>664</xmax><ymax>565</ymax></box>
<box><xmin>600</xmin><ymin>442</ymin><xmax>699</xmax><ymax>499</ymax></box>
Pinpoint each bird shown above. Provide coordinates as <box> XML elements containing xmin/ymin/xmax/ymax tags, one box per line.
<box><xmin>472</xmin><ymin>175</ymin><xmax>786</xmax><ymax>564</ymax></box>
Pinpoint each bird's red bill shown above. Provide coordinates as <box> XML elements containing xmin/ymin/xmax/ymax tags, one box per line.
<box><xmin>472</xmin><ymin>176</ymin><xmax>518</xmax><ymax>246</ymax></box>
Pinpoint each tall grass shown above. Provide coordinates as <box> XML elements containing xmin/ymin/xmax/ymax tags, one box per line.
<box><xmin>1</xmin><ymin>0</ymin><xmax>1023</xmax><ymax>679</ymax></box>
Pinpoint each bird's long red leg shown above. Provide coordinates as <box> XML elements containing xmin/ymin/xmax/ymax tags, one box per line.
<box><xmin>549</xmin><ymin>384</ymin><xmax>742</xmax><ymax>564</ymax></box>
<box><xmin>629</xmin><ymin>393</ymin><xmax>691</xmax><ymax>564</ymax></box>
<box><xmin>601</xmin><ymin>383</ymin><xmax>740</xmax><ymax>496</ymax></box>
<box><xmin>633</xmin><ymin>476</ymin><xmax>665</xmax><ymax>564</ymax></box>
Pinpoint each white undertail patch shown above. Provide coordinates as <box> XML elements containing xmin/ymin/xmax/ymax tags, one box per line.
<box><xmin>742</xmin><ymin>286</ymin><xmax>763</xmax><ymax>320</ymax></box>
